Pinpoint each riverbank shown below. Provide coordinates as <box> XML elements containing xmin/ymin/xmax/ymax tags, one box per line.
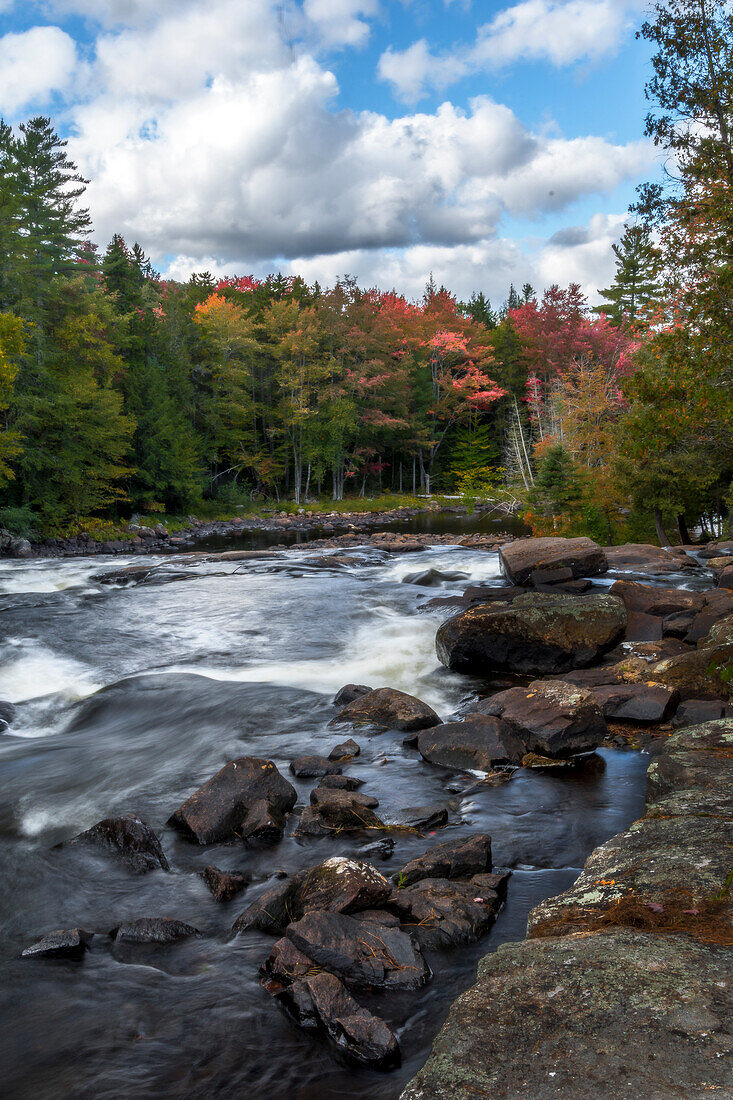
<box><xmin>5</xmin><ymin>502</ymin><xmax>522</xmax><ymax>559</ymax></box>
<box><xmin>401</xmin><ymin>718</ymin><xmax>733</xmax><ymax>1100</ymax></box>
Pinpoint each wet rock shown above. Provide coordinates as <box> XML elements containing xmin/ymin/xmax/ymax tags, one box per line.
<box><xmin>500</xmin><ymin>536</ymin><xmax>608</xmax><ymax>585</ymax></box>
<box><xmin>400</xmin><ymin>930</ymin><xmax>733</xmax><ymax>1100</ymax></box>
<box><xmin>390</xmin><ymin>805</ymin><xmax>449</xmax><ymax>831</ymax></box>
<box><xmin>333</xmin><ymin>684</ymin><xmax>372</xmax><ymax>707</ymax></box>
<box><xmin>395</xmin><ymin>834</ymin><xmax>492</xmax><ymax>887</ymax></box>
<box><xmin>285</xmin><ymin>911</ymin><xmax>430</xmax><ymax>991</ymax></box>
<box><xmin>672</xmin><ymin>699</ymin><xmax>729</xmax><ymax>728</ymax></box>
<box><xmin>200</xmin><ymin>865</ymin><xmax>249</xmax><ymax>902</ymax></box>
<box><xmin>604</xmin><ymin>542</ymin><xmax>696</xmax><ymax>575</ymax></box>
<box><xmin>273</xmin><ymin>971</ymin><xmax>401</xmax><ymax>1070</ymax></box>
<box><xmin>21</xmin><ymin>928</ymin><xmax>92</xmax><ymax>960</ymax></box>
<box><xmin>328</xmin><ymin>738</ymin><xmax>360</xmax><ymax>760</ymax></box>
<box><xmin>417</xmin><ymin>716</ymin><xmax>526</xmax><ymax>771</ymax></box>
<box><xmin>316</xmin><ymin>773</ymin><xmax>365</xmax><ymax>791</ymax></box>
<box><xmin>530</xmin><ymin>566</ymin><xmax>574</xmax><ymax>586</ymax></box>
<box><xmin>349</xmin><ymin>909</ymin><xmax>401</xmax><ymax>927</ymax></box>
<box><xmin>473</xmin><ymin>679</ymin><xmax>606</xmax><ymax>757</ymax></box>
<box><xmin>0</xmin><ymin>699</ymin><xmax>17</xmax><ymax>728</ymax></box>
<box><xmin>401</xmin><ymin>568</ymin><xmax>468</xmax><ymax>587</ymax></box>
<box><xmin>168</xmin><ymin>756</ymin><xmax>297</xmax><ymax>844</ymax></box>
<box><xmin>609</xmin><ymin>579</ymin><xmax>704</xmax><ymax>617</ymax></box>
<box><xmin>360</xmin><ymin>837</ymin><xmax>395</xmax><ymax>861</ymax></box>
<box><xmin>662</xmin><ymin>610</ymin><xmax>697</xmax><ymax>639</ymax></box>
<box><xmin>110</xmin><ymin>918</ymin><xmax>201</xmax><ymax>944</ymax></box>
<box><xmin>648</xmin><ymin>615</ymin><xmax>733</xmax><ymax>699</ymax></box>
<box><xmin>65</xmin><ymin>813</ymin><xmax>170</xmax><ymax>874</ymax></box>
<box><xmin>436</xmin><ymin>592</ymin><xmax>627</xmax><ymax>676</ymax></box>
<box><xmin>590</xmin><ymin>682</ymin><xmax>679</xmax><ymax>723</ymax></box>
<box><xmin>290</xmin><ymin>755</ymin><xmax>343</xmax><ymax>778</ymax></box>
<box><xmin>234</xmin><ymin>856</ymin><xmax>393</xmax><ymax>934</ymax></box>
<box><xmin>9</xmin><ymin>537</ymin><xmax>32</xmax><ymax>558</ymax></box>
<box><xmin>332</xmin><ymin>687</ymin><xmax>441</xmax><ymax>732</ymax></box>
<box><xmin>390</xmin><ymin>877</ymin><xmax>501</xmax><ymax>949</ymax></box>
<box><xmin>295</xmin><ymin>788</ymin><xmax>385</xmax><ymax>837</ymax></box>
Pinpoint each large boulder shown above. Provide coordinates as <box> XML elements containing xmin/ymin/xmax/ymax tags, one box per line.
<box><xmin>233</xmin><ymin>856</ymin><xmax>393</xmax><ymax>934</ymax></box>
<box><xmin>395</xmin><ymin>834</ymin><xmax>493</xmax><ymax>887</ymax></box>
<box><xmin>65</xmin><ymin>813</ymin><xmax>170</xmax><ymax>874</ymax></box>
<box><xmin>168</xmin><ymin>757</ymin><xmax>297</xmax><ymax>844</ymax></box>
<box><xmin>332</xmin><ymin>687</ymin><xmax>440</xmax><ymax>732</ymax></box>
<box><xmin>400</xmin><ymin>930</ymin><xmax>733</xmax><ymax>1100</ymax></box>
<box><xmin>473</xmin><ymin>679</ymin><xmax>607</xmax><ymax>757</ymax></box>
<box><xmin>609</xmin><ymin>579</ymin><xmax>704</xmax><ymax>617</ymax></box>
<box><xmin>417</xmin><ymin>716</ymin><xmax>525</xmax><ymax>771</ymax></box>
<box><xmin>590</xmin><ymin>682</ymin><xmax>679</xmax><ymax>723</ymax></box>
<box><xmin>284</xmin><ymin>911</ymin><xmax>430</xmax><ymax>991</ymax></box>
<box><xmin>436</xmin><ymin>592</ymin><xmax>627</xmax><ymax>676</ymax></box>
<box><xmin>273</xmin><ymin>971</ymin><xmax>400</xmax><ymax>1070</ymax></box>
<box><xmin>604</xmin><ymin>542</ymin><xmax>696</xmax><ymax>575</ymax></box>
<box><xmin>499</xmin><ymin>536</ymin><xmax>608</xmax><ymax>585</ymax></box>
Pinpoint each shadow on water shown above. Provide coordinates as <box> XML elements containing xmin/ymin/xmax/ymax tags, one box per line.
<box><xmin>0</xmin><ymin>540</ymin><xmax>646</xmax><ymax>1099</ymax></box>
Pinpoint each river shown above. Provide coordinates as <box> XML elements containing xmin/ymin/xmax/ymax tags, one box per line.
<box><xmin>0</xmin><ymin>541</ymin><xmax>650</xmax><ymax>1098</ymax></box>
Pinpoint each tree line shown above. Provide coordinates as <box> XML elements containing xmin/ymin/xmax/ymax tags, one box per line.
<box><xmin>0</xmin><ymin>0</ymin><xmax>730</xmax><ymax>545</ymax></box>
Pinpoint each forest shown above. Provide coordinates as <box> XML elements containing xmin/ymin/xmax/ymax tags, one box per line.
<box><xmin>0</xmin><ymin>0</ymin><xmax>730</xmax><ymax>546</ymax></box>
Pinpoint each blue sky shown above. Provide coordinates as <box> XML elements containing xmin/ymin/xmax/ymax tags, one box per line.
<box><xmin>0</xmin><ymin>1</ymin><xmax>658</xmax><ymax>303</ymax></box>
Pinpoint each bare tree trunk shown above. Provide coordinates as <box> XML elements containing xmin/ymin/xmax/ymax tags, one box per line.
<box><xmin>676</xmin><ymin>513</ymin><xmax>691</xmax><ymax>544</ymax></box>
<box><xmin>654</xmin><ymin>509</ymin><xmax>670</xmax><ymax>546</ymax></box>
<box><xmin>412</xmin><ymin>455</ymin><xmax>416</xmax><ymax>496</ymax></box>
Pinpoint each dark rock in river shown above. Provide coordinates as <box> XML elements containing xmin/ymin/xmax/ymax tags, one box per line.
<box><xmin>316</xmin><ymin>773</ymin><xmax>365</xmax><ymax>791</ymax></box>
<box><xmin>609</xmin><ymin>579</ymin><xmax>704</xmax><ymax>618</ymax></box>
<box><xmin>168</xmin><ymin>756</ymin><xmax>297</xmax><ymax>844</ymax></box>
<box><xmin>473</xmin><ymin>679</ymin><xmax>607</xmax><ymax>758</ymax></box>
<box><xmin>590</xmin><ymin>682</ymin><xmax>679</xmax><ymax>723</ymax></box>
<box><xmin>21</xmin><ymin>928</ymin><xmax>92</xmax><ymax>960</ymax></box>
<box><xmin>500</xmin><ymin>536</ymin><xmax>608</xmax><ymax>585</ymax></box>
<box><xmin>290</xmin><ymin>755</ymin><xmax>343</xmax><ymax>778</ymax></box>
<box><xmin>332</xmin><ymin>687</ymin><xmax>441</xmax><ymax>732</ymax></box>
<box><xmin>295</xmin><ymin>788</ymin><xmax>385</xmax><ymax>837</ymax></box>
<box><xmin>672</xmin><ymin>699</ymin><xmax>729</xmax><ymax>728</ymax></box>
<box><xmin>65</xmin><ymin>813</ymin><xmax>170</xmax><ymax>874</ymax></box>
<box><xmin>604</xmin><ymin>542</ymin><xmax>697</xmax><ymax>575</ymax></box>
<box><xmin>200</xmin><ymin>865</ymin><xmax>249</xmax><ymax>902</ymax></box>
<box><xmin>110</xmin><ymin>917</ymin><xmax>201</xmax><ymax>944</ymax></box>
<box><xmin>395</xmin><ymin>834</ymin><xmax>493</xmax><ymax>887</ymax></box>
<box><xmin>401</xmin><ymin>568</ymin><xmax>469</xmax><ymax>587</ymax></box>
<box><xmin>417</xmin><ymin>716</ymin><xmax>525</xmax><ymax>771</ymax></box>
<box><xmin>328</xmin><ymin>738</ymin><xmax>361</xmax><ymax>760</ymax></box>
<box><xmin>436</xmin><ymin>592</ymin><xmax>627</xmax><ymax>676</ymax></box>
<box><xmin>233</xmin><ymin>856</ymin><xmax>393</xmax><ymax>934</ymax></box>
<box><xmin>390</xmin><ymin>804</ymin><xmax>449</xmax><ymax>830</ymax></box>
<box><xmin>0</xmin><ymin>699</ymin><xmax>17</xmax><ymax>729</ymax></box>
<box><xmin>333</xmin><ymin>684</ymin><xmax>372</xmax><ymax>707</ymax></box>
<box><xmin>284</xmin><ymin>911</ymin><xmax>430</xmax><ymax>991</ymax></box>
<box><xmin>274</xmin><ymin>971</ymin><xmax>401</xmax><ymax>1070</ymax></box>
<box><xmin>390</xmin><ymin>877</ymin><xmax>501</xmax><ymax>949</ymax></box>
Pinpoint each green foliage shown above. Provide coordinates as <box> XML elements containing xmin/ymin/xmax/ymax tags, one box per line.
<box><xmin>594</xmin><ymin>223</ymin><xmax>660</xmax><ymax>324</ymax></box>
<box><xmin>0</xmin><ymin>504</ymin><xmax>39</xmax><ymax>538</ymax></box>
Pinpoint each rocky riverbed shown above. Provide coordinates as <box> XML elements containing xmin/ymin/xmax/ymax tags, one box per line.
<box><xmin>1</xmin><ymin>533</ymin><xmax>731</xmax><ymax>1097</ymax></box>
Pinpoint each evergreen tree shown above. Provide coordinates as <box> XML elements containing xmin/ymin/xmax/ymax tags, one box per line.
<box><xmin>13</xmin><ymin>118</ymin><xmax>91</xmax><ymax>319</ymax></box>
<box><xmin>464</xmin><ymin>291</ymin><xmax>497</xmax><ymax>329</ymax></box>
<box><xmin>0</xmin><ymin>121</ymin><xmax>21</xmax><ymax>311</ymax></box>
<box><xmin>595</xmin><ymin>223</ymin><xmax>660</xmax><ymax>323</ymax></box>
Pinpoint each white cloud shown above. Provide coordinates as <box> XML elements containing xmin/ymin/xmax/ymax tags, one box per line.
<box><xmin>535</xmin><ymin>211</ymin><xmax>627</xmax><ymax>295</ymax></box>
<box><xmin>379</xmin><ymin>0</ymin><xmax>637</xmax><ymax>101</ymax></box>
<box><xmin>0</xmin><ymin>26</ymin><xmax>77</xmax><ymax>114</ymax></box>
<box><xmin>303</xmin><ymin>0</ymin><xmax>379</xmax><ymax>48</ymax></box>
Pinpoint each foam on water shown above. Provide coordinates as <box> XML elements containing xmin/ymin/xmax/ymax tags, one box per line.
<box><xmin>160</xmin><ymin>603</ymin><xmax>458</xmax><ymax>713</ymax></box>
<box><xmin>0</xmin><ymin>558</ymin><xmax>108</xmax><ymax>595</ymax></box>
<box><xmin>0</xmin><ymin>640</ymin><xmax>102</xmax><ymax>704</ymax></box>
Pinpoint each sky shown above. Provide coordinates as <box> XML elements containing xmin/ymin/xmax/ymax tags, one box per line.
<box><xmin>0</xmin><ymin>0</ymin><xmax>660</xmax><ymax>305</ymax></box>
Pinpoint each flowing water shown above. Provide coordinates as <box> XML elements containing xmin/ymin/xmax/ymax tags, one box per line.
<box><xmin>0</xmin><ymin>543</ymin><xmax>650</xmax><ymax>1099</ymax></box>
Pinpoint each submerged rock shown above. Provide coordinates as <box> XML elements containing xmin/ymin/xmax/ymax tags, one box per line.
<box><xmin>65</xmin><ymin>813</ymin><xmax>170</xmax><ymax>874</ymax></box>
<box><xmin>110</xmin><ymin>918</ymin><xmax>201</xmax><ymax>944</ymax></box>
<box><xmin>499</xmin><ymin>536</ymin><xmax>608</xmax><ymax>585</ymax></box>
<box><xmin>200</xmin><ymin>865</ymin><xmax>249</xmax><ymax>903</ymax></box>
<box><xmin>233</xmin><ymin>856</ymin><xmax>393</xmax><ymax>934</ymax></box>
<box><xmin>168</xmin><ymin>757</ymin><xmax>297</xmax><ymax>844</ymax></box>
<box><xmin>284</xmin><ymin>910</ymin><xmax>430</xmax><ymax>991</ymax></box>
<box><xmin>473</xmin><ymin>679</ymin><xmax>607</xmax><ymax>757</ymax></box>
<box><xmin>390</xmin><ymin>877</ymin><xmax>501</xmax><ymax>949</ymax></box>
<box><xmin>389</xmin><ymin>805</ymin><xmax>449</xmax><ymax>831</ymax></box>
<box><xmin>395</xmin><ymin>834</ymin><xmax>493</xmax><ymax>888</ymax></box>
<box><xmin>332</xmin><ymin>687</ymin><xmax>441</xmax><ymax>732</ymax></box>
<box><xmin>316</xmin><ymin>773</ymin><xmax>365</xmax><ymax>791</ymax></box>
<box><xmin>328</xmin><ymin>738</ymin><xmax>361</xmax><ymax>760</ymax></box>
<box><xmin>417</xmin><ymin>716</ymin><xmax>525</xmax><ymax>771</ymax></box>
<box><xmin>436</xmin><ymin>592</ymin><xmax>627</xmax><ymax>676</ymax></box>
<box><xmin>295</xmin><ymin>788</ymin><xmax>386</xmax><ymax>837</ymax></box>
<box><xmin>274</xmin><ymin>971</ymin><xmax>401</xmax><ymax>1070</ymax></box>
<box><xmin>21</xmin><ymin>928</ymin><xmax>92</xmax><ymax>960</ymax></box>
<box><xmin>290</xmin><ymin>755</ymin><xmax>343</xmax><ymax>778</ymax></box>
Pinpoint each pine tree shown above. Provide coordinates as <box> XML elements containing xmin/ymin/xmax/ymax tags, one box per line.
<box><xmin>464</xmin><ymin>291</ymin><xmax>497</xmax><ymax>329</ymax></box>
<box><xmin>595</xmin><ymin>223</ymin><xmax>660</xmax><ymax>323</ymax></box>
<box><xmin>13</xmin><ymin>117</ymin><xmax>91</xmax><ymax>319</ymax></box>
<box><xmin>0</xmin><ymin>121</ymin><xmax>21</xmax><ymax>311</ymax></box>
